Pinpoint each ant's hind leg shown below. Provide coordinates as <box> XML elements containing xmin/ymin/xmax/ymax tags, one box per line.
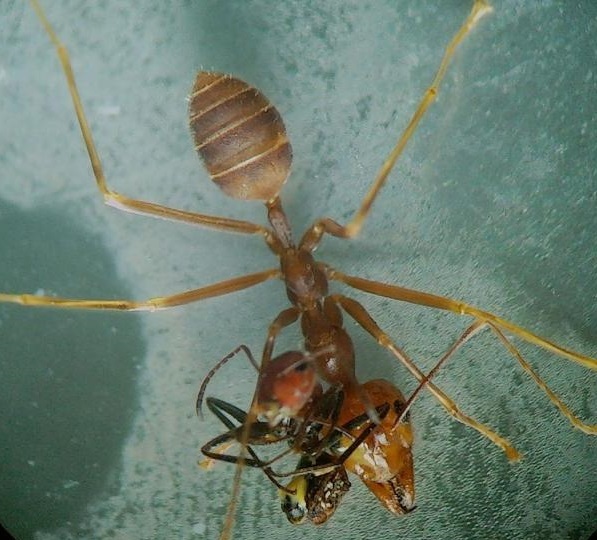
<box><xmin>300</xmin><ymin>1</ymin><xmax>493</xmax><ymax>251</ymax></box>
<box><xmin>329</xmin><ymin>270</ymin><xmax>597</xmax><ymax>435</ymax></box>
<box><xmin>29</xmin><ymin>0</ymin><xmax>272</xmax><ymax>240</ymax></box>
<box><xmin>328</xmin><ymin>267</ymin><xmax>597</xmax><ymax>371</ymax></box>
<box><xmin>487</xmin><ymin>322</ymin><xmax>597</xmax><ymax>435</ymax></box>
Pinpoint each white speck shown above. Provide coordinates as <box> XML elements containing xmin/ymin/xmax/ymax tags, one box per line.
<box><xmin>401</xmin><ymin>491</ymin><xmax>414</xmax><ymax>509</ymax></box>
<box><xmin>97</xmin><ymin>104</ymin><xmax>121</xmax><ymax>117</ymax></box>
<box><xmin>192</xmin><ymin>521</ymin><xmax>206</xmax><ymax>535</ymax></box>
<box><xmin>28</xmin><ymin>460</ymin><xmax>35</xmax><ymax>467</ymax></box>
<box><xmin>62</xmin><ymin>480</ymin><xmax>79</xmax><ymax>489</ymax></box>
<box><xmin>374</xmin><ymin>432</ymin><xmax>388</xmax><ymax>445</ymax></box>
<box><xmin>580</xmin><ymin>121</ymin><xmax>588</xmax><ymax>136</ymax></box>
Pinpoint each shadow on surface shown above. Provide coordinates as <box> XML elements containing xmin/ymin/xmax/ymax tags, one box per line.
<box><xmin>0</xmin><ymin>199</ymin><xmax>144</xmax><ymax>539</ymax></box>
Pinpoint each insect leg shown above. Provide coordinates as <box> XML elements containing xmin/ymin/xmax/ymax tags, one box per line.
<box><xmin>487</xmin><ymin>322</ymin><xmax>597</xmax><ymax>435</ymax></box>
<box><xmin>196</xmin><ymin>345</ymin><xmax>259</xmax><ymax>419</ymax></box>
<box><xmin>0</xmin><ymin>268</ymin><xmax>279</xmax><ymax>311</ymax></box>
<box><xmin>200</xmin><ymin>400</ymin><xmax>292</xmax><ymax>491</ymax></box>
<box><xmin>330</xmin><ymin>293</ymin><xmax>521</xmax><ymax>460</ymax></box>
<box><xmin>260</xmin><ymin>308</ymin><xmax>301</xmax><ymax>368</ymax></box>
<box><xmin>299</xmin><ymin>0</ymin><xmax>493</xmax><ymax>251</ymax></box>
<box><xmin>29</xmin><ymin>0</ymin><xmax>273</xmax><ymax>241</ymax></box>
<box><xmin>220</xmin><ymin>307</ymin><xmax>300</xmax><ymax>540</ymax></box>
<box><xmin>391</xmin><ymin>317</ymin><xmax>597</xmax><ymax>435</ymax></box>
<box><xmin>327</xmin><ymin>267</ymin><xmax>597</xmax><ymax>371</ymax></box>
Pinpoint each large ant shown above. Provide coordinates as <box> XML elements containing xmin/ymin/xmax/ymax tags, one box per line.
<box><xmin>2</xmin><ymin>1</ymin><xmax>596</xmax><ymax>539</ymax></box>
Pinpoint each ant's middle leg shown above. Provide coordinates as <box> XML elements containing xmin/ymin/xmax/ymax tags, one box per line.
<box><xmin>0</xmin><ymin>268</ymin><xmax>279</xmax><ymax>312</ymax></box>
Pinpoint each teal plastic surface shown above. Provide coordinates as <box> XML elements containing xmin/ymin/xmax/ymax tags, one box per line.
<box><xmin>1</xmin><ymin>1</ymin><xmax>595</xmax><ymax>539</ymax></box>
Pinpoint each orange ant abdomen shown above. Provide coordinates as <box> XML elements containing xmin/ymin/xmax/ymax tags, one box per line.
<box><xmin>188</xmin><ymin>72</ymin><xmax>292</xmax><ymax>201</ymax></box>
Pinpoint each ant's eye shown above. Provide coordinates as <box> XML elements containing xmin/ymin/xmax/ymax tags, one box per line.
<box><xmin>294</xmin><ymin>362</ymin><xmax>309</xmax><ymax>372</ymax></box>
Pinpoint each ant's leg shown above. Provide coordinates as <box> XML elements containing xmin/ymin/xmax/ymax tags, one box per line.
<box><xmin>295</xmin><ymin>388</ymin><xmax>345</xmax><ymax>457</ymax></box>
<box><xmin>334</xmin><ymin>280</ymin><xmax>597</xmax><ymax>435</ymax></box>
<box><xmin>396</xmin><ymin>320</ymin><xmax>487</xmax><ymax>423</ymax></box>
<box><xmin>29</xmin><ymin>1</ymin><xmax>274</xmax><ymax>243</ymax></box>
<box><xmin>196</xmin><ymin>345</ymin><xmax>259</xmax><ymax>419</ymax></box>
<box><xmin>300</xmin><ymin>0</ymin><xmax>493</xmax><ymax>251</ymax></box>
<box><xmin>487</xmin><ymin>322</ymin><xmax>597</xmax><ymax>435</ymax></box>
<box><xmin>330</xmin><ymin>294</ymin><xmax>521</xmax><ymax>461</ymax></box>
<box><xmin>0</xmin><ymin>268</ymin><xmax>279</xmax><ymax>311</ymax></box>
<box><xmin>205</xmin><ymin>397</ymin><xmax>250</xmax><ymax>432</ymax></box>
<box><xmin>220</xmin><ymin>307</ymin><xmax>300</xmax><ymax>540</ymax></box>
<box><xmin>394</xmin><ymin>316</ymin><xmax>597</xmax><ymax>435</ymax></box>
<box><xmin>200</xmin><ymin>400</ymin><xmax>291</xmax><ymax>490</ymax></box>
<box><xmin>260</xmin><ymin>308</ymin><xmax>301</xmax><ymax>370</ymax></box>
<box><xmin>235</xmin><ymin>308</ymin><xmax>304</xmax><ymax>422</ymax></box>
<box><xmin>326</xmin><ymin>267</ymin><xmax>597</xmax><ymax>371</ymax></box>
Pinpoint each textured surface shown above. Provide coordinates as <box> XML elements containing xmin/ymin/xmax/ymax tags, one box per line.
<box><xmin>0</xmin><ymin>1</ymin><xmax>596</xmax><ymax>539</ymax></box>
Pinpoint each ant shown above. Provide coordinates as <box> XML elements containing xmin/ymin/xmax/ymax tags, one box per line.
<box><xmin>202</xmin><ymin>392</ymin><xmax>357</xmax><ymax>526</ymax></box>
<box><xmin>197</xmin><ymin>310</ymin><xmax>470</xmax><ymax>527</ymax></box>
<box><xmin>196</xmin><ymin>343</ymin><xmax>436</xmax><ymax>524</ymax></box>
<box><xmin>196</xmin><ymin>348</ymin><xmax>356</xmax><ymax>524</ymax></box>
<box><xmin>2</xmin><ymin>1</ymin><xmax>596</xmax><ymax>539</ymax></box>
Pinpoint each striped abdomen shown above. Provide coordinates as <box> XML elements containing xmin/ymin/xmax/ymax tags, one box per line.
<box><xmin>189</xmin><ymin>72</ymin><xmax>292</xmax><ymax>201</ymax></box>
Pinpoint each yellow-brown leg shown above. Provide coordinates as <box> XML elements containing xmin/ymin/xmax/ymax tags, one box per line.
<box><xmin>0</xmin><ymin>268</ymin><xmax>279</xmax><ymax>311</ymax></box>
<box><xmin>394</xmin><ymin>319</ymin><xmax>488</xmax><ymax>426</ymax></box>
<box><xmin>300</xmin><ymin>0</ymin><xmax>493</xmax><ymax>250</ymax></box>
<box><xmin>486</xmin><ymin>322</ymin><xmax>597</xmax><ymax>435</ymax></box>
<box><xmin>331</xmin><ymin>293</ymin><xmax>521</xmax><ymax>460</ymax></box>
<box><xmin>220</xmin><ymin>307</ymin><xmax>300</xmax><ymax>540</ymax></box>
<box><xmin>328</xmin><ymin>274</ymin><xmax>597</xmax><ymax>434</ymax></box>
<box><xmin>328</xmin><ymin>267</ymin><xmax>597</xmax><ymax>371</ymax></box>
<box><xmin>29</xmin><ymin>0</ymin><xmax>274</xmax><ymax>242</ymax></box>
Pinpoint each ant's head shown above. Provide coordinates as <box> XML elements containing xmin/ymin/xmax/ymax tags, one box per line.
<box><xmin>255</xmin><ymin>351</ymin><xmax>317</xmax><ymax>426</ymax></box>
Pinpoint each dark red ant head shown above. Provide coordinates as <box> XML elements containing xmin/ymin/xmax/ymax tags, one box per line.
<box><xmin>255</xmin><ymin>351</ymin><xmax>317</xmax><ymax>426</ymax></box>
